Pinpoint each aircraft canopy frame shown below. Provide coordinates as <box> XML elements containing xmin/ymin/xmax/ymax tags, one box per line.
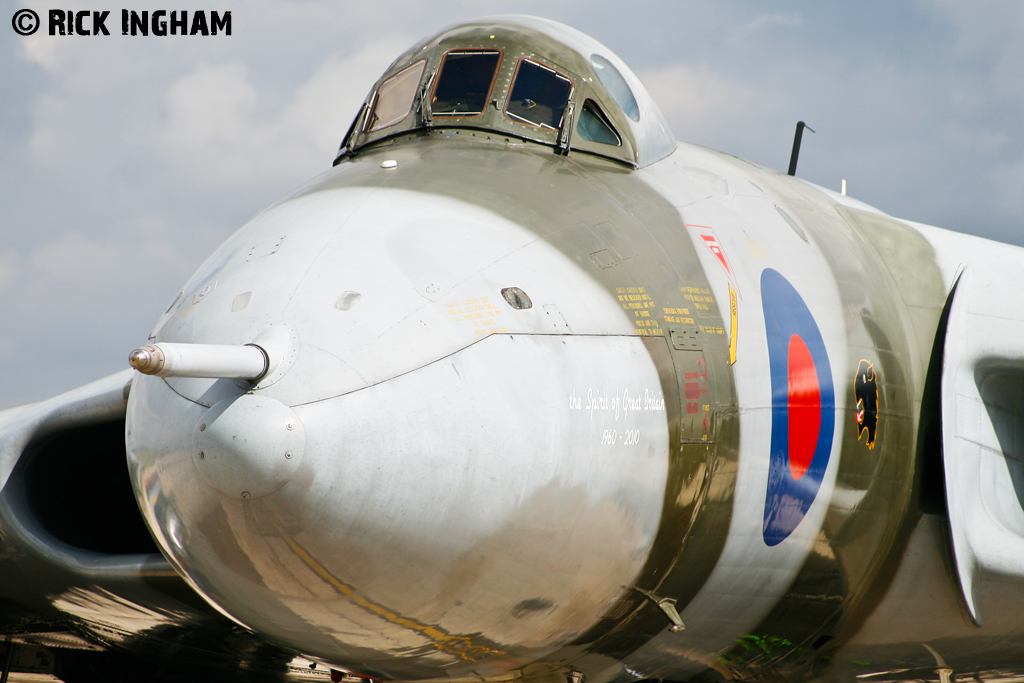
<box><xmin>337</xmin><ymin>16</ymin><xmax>677</xmax><ymax>169</ymax></box>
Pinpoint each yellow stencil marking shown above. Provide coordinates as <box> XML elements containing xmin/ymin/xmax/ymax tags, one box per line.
<box><xmin>446</xmin><ymin>297</ymin><xmax>507</xmax><ymax>336</ymax></box>
<box><xmin>728</xmin><ymin>284</ymin><xmax>738</xmax><ymax>365</ymax></box>
<box><xmin>617</xmin><ymin>286</ymin><xmax>663</xmax><ymax>336</ymax></box>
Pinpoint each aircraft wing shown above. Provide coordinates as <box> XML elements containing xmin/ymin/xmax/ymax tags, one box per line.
<box><xmin>0</xmin><ymin>371</ymin><xmax>321</xmax><ymax>681</ymax></box>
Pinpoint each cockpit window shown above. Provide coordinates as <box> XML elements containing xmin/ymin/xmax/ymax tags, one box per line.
<box><xmin>577</xmin><ymin>100</ymin><xmax>621</xmax><ymax>146</ymax></box>
<box><xmin>366</xmin><ymin>60</ymin><xmax>426</xmax><ymax>133</ymax></box>
<box><xmin>505</xmin><ymin>59</ymin><xmax>573</xmax><ymax>130</ymax></box>
<box><xmin>591</xmin><ymin>55</ymin><xmax>639</xmax><ymax>122</ymax></box>
<box><xmin>432</xmin><ymin>50</ymin><xmax>502</xmax><ymax>117</ymax></box>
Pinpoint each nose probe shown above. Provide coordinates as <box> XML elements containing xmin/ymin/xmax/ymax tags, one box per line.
<box><xmin>129</xmin><ymin>342</ymin><xmax>269</xmax><ymax>381</ymax></box>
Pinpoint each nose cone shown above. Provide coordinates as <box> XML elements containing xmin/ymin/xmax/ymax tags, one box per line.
<box><xmin>126</xmin><ymin>166</ymin><xmax>672</xmax><ymax>678</ymax></box>
<box><xmin>129</xmin><ymin>335</ymin><xmax>670</xmax><ymax>678</ymax></box>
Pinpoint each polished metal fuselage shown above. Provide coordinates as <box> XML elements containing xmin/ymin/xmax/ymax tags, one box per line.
<box><xmin>122</xmin><ymin>128</ymin><xmax>957</xmax><ymax>682</ymax></box>
<box><xmin>6</xmin><ymin>120</ymin><xmax>1024</xmax><ymax>683</ymax></box>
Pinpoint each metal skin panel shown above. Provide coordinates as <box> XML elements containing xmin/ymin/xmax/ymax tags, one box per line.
<box><xmin>9</xmin><ymin>16</ymin><xmax>1024</xmax><ymax>683</ymax></box>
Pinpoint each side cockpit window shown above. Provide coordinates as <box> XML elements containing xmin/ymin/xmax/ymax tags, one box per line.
<box><xmin>577</xmin><ymin>100</ymin><xmax>621</xmax><ymax>146</ymax></box>
<box><xmin>432</xmin><ymin>49</ymin><xmax>502</xmax><ymax>117</ymax></box>
<box><xmin>366</xmin><ymin>60</ymin><xmax>426</xmax><ymax>133</ymax></box>
<box><xmin>591</xmin><ymin>55</ymin><xmax>639</xmax><ymax>122</ymax></box>
<box><xmin>505</xmin><ymin>59</ymin><xmax>573</xmax><ymax>130</ymax></box>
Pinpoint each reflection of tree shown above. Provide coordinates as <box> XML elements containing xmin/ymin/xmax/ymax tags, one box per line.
<box><xmin>55</xmin><ymin>621</ymin><xmax>293</xmax><ymax>683</ymax></box>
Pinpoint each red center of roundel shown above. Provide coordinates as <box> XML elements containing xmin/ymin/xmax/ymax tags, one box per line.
<box><xmin>788</xmin><ymin>334</ymin><xmax>820</xmax><ymax>480</ymax></box>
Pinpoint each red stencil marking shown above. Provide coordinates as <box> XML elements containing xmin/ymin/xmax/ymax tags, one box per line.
<box><xmin>700</xmin><ymin>234</ymin><xmax>731</xmax><ymax>273</ymax></box>
<box><xmin>788</xmin><ymin>334</ymin><xmax>820</xmax><ymax>480</ymax></box>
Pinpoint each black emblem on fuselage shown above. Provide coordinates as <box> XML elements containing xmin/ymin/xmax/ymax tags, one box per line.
<box><xmin>855</xmin><ymin>359</ymin><xmax>878</xmax><ymax>449</ymax></box>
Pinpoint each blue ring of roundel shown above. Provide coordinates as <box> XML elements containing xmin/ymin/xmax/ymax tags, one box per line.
<box><xmin>760</xmin><ymin>268</ymin><xmax>836</xmax><ymax>546</ymax></box>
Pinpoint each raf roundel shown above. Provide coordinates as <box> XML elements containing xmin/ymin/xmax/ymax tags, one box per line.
<box><xmin>760</xmin><ymin>268</ymin><xmax>836</xmax><ymax>546</ymax></box>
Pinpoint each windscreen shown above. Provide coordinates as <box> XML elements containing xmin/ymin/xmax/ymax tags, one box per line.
<box><xmin>432</xmin><ymin>50</ymin><xmax>501</xmax><ymax>116</ymax></box>
<box><xmin>366</xmin><ymin>60</ymin><xmax>426</xmax><ymax>133</ymax></box>
<box><xmin>505</xmin><ymin>60</ymin><xmax>573</xmax><ymax>130</ymax></box>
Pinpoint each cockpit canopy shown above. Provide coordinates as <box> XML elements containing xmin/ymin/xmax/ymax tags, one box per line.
<box><xmin>336</xmin><ymin>16</ymin><xmax>676</xmax><ymax>169</ymax></box>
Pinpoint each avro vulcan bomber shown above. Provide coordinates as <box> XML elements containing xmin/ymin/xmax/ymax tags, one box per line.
<box><xmin>2</xmin><ymin>15</ymin><xmax>1024</xmax><ymax>683</ymax></box>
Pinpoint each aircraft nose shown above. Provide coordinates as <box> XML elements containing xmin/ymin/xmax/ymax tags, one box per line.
<box><xmin>129</xmin><ymin>331</ymin><xmax>671</xmax><ymax>678</ymax></box>
<box><xmin>126</xmin><ymin>183</ymin><xmax>673</xmax><ymax>678</ymax></box>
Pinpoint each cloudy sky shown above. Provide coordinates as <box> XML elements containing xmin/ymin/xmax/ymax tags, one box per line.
<box><xmin>1</xmin><ymin>1</ymin><xmax>1022</xmax><ymax>408</ymax></box>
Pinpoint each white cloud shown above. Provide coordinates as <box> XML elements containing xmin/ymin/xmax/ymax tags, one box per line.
<box><xmin>153</xmin><ymin>39</ymin><xmax>406</xmax><ymax>188</ymax></box>
<box><xmin>991</xmin><ymin>158</ymin><xmax>1024</xmax><ymax>218</ymax></box>
<box><xmin>27</xmin><ymin>91</ymin><xmax>80</xmax><ymax>169</ymax></box>
<box><xmin>161</xmin><ymin>61</ymin><xmax>258</xmax><ymax>150</ymax></box>
<box><xmin>282</xmin><ymin>42</ymin><xmax>410</xmax><ymax>155</ymax></box>
<box><xmin>918</xmin><ymin>0</ymin><xmax>1024</xmax><ymax>102</ymax></box>
<box><xmin>18</xmin><ymin>30</ymin><xmax>63</xmax><ymax>73</ymax></box>
<box><xmin>0</xmin><ymin>252</ymin><xmax>21</xmax><ymax>297</ymax></box>
<box><xmin>726</xmin><ymin>12</ymin><xmax>802</xmax><ymax>47</ymax></box>
<box><xmin>7</xmin><ymin>233</ymin><xmax>191</xmax><ymax>329</ymax></box>
<box><xmin>639</xmin><ymin>64</ymin><xmax>763</xmax><ymax>139</ymax></box>
<box><xmin>28</xmin><ymin>233</ymin><xmax>131</xmax><ymax>285</ymax></box>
